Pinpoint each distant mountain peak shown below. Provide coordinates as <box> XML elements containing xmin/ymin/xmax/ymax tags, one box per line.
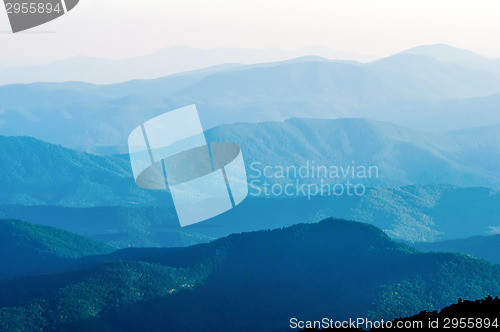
<box><xmin>399</xmin><ymin>44</ymin><xmax>499</xmax><ymax>71</ymax></box>
<box><xmin>404</xmin><ymin>43</ymin><xmax>483</xmax><ymax>54</ymax></box>
<box><xmin>0</xmin><ymin>45</ymin><xmax>376</xmax><ymax>85</ymax></box>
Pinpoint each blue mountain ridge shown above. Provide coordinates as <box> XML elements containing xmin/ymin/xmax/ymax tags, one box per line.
<box><xmin>2</xmin><ymin>47</ymin><xmax>500</xmax><ymax>153</ymax></box>
<box><xmin>0</xmin><ymin>218</ymin><xmax>498</xmax><ymax>331</ymax></box>
<box><xmin>1</xmin><ymin>118</ymin><xmax>500</xmax><ymax>245</ymax></box>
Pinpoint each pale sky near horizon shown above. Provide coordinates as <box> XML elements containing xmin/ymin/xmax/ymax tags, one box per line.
<box><xmin>0</xmin><ymin>0</ymin><xmax>499</xmax><ymax>63</ymax></box>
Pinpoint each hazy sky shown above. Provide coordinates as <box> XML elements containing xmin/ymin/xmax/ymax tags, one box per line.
<box><xmin>1</xmin><ymin>0</ymin><xmax>499</xmax><ymax>63</ymax></box>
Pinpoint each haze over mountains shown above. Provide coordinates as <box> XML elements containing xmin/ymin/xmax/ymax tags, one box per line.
<box><xmin>2</xmin><ymin>129</ymin><xmax>500</xmax><ymax>246</ymax></box>
<box><xmin>0</xmin><ymin>45</ymin><xmax>376</xmax><ymax>85</ymax></box>
<box><xmin>2</xmin><ymin>114</ymin><xmax>500</xmax><ymax>245</ymax></box>
<box><xmin>402</xmin><ymin>44</ymin><xmax>500</xmax><ymax>72</ymax></box>
<box><xmin>1</xmin><ymin>44</ymin><xmax>500</xmax><ymax>155</ymax></box>
<box><xmin>2</xmin><ymin>44</ymin><xmax>500</xmax><ymax>247</ymax></box>
<box><xmin>4</xmin><ymin>116</ymin><xmax>500</xmax><ymax>196</ymax></box>
<box><xmin>1</xmin><ymin>43</ymin><xmax>500</xmax><ymax>331</ymax></box>
<box><xmin>207</xmin><ymin>118</ymin><xmax>500</xmax><ymax>188</ymax></box>
<box><xmin>1</xmin><ymin>44</ymin><xmax>496</xmax><ymax>86</ymax></box>
<box><xmin>1</xmin><ymin>116</ymin><xmax>500</xmax><ymax>198</ymax></box>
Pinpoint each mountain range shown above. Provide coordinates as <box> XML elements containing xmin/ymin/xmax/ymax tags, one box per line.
<box><xmin>0</xmin><ymin>135</ymin><xmax>172</xmax><ymax>207</ymax></box>
<box><xmin>0</xmin><ymin>218</ymin><xmax>498</xmax><ymax>331</ymax></box>
<box><xmin>0</xmin><ymin>45</ymin><xmax>376</xmax><ymax>85</ymax></box>
<box><xmin>206</xmin><ymin>118</ymin><xmax>500</xmax><ymax>188</ymax></box>
<box><xmin>2</xmin><ymin>43</ymin><xmax>499</xmax><ymax>332</ymax></box>
<box><xmin>1</xmin><ymin>122</ymin><xmax>500</xmax><ymax>245</ymax></box>
<box><xmin>2</xmin><ymin>116</ymin><xmax>500</xmax><ymax>205</ymax></box>
<box><xmin>414</xmin><ymin>234</ymin><xmax>500</xmax><ymax>265</ymax></box>
<box><xmin>0</xmin><ymin>219</ymin><xmax>114</xmax><ymax>281</ymax></box>
<box><xmin>1</xmin><ymin>45</ymin><xmax>500</xmax><ymax>154</ymax></box>
<box><xmin>2</xmin><ymin>184</ymin><xmax>500</xmax><ymax>247</ymax></box>
<box><xmin>402</xmin><ymin>44</ymin><xmax>500</xmax><ymax>72</ymax></box>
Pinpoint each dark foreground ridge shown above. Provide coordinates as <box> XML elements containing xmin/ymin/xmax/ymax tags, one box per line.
<box><xmin>302</xmin><ymin>296</ymin><xmax>500</xmax><ymax>330</ymax></box>
<box><xmin>1</xmin><ymin>218</ymin><xmax>500</xmax><ymax>331</ymax></box>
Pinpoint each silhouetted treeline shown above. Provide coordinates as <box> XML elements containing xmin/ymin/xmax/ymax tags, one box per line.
<box><xmin>302</xmin><ymin>296</ymin><xmax>500</xmax><ymax>330</ymax></box>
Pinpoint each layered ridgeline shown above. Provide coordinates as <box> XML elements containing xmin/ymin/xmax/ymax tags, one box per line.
<box><xmin>2</xmin><ymin>185</ymin><xmax>500</xmax><ymax>247</ymax></box>
<box><xmin>414</xmin><ymin>234</ymin><xmax>500</xmax><ymax>265</ymax></box>
<box><xmin>0</xmin><ymin>135</ymin><xmax>172</xmax><ymax>206</ymax></box>
<box><xmin>2</xmin><ymin>117</ymin><xmax>500</xmax><ymax>204</ymax></box>
<box><xmin>0</xmin><ymin>219</ymin><xmax>499</xmax><ymax>331</ymax></box>
<box><xmin>0</xmin><ymin>45</ymin><xmax>375</xmax><ymax>85</ymax></box>
<box><xmin>0</xmin><ymin>219</ymin><xmax>114</xmax><ymax>280</ymax></box>
<box><xmin>205</xmin><ymin>118</ymin><xmax>500</xmax><ymax>188</ymax></box>
<box><xmin>1</xmin><ymin>45</ymin><xmax>500</xmax><ymax>153</ymax></box>
<box><xmin>1</xmin><ymin>118</ymin><xmax>500</xmax><ymax>246</ymax></box>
